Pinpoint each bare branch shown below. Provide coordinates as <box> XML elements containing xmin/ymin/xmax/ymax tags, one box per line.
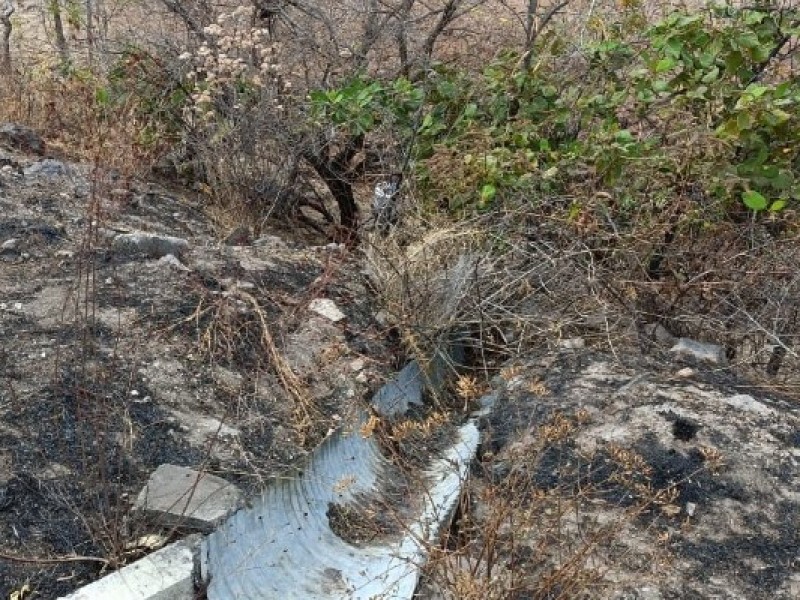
<box><xmin>0</xmin><ymin>0</ymin><xmax>13</xmax><ymax>73</ymax></box>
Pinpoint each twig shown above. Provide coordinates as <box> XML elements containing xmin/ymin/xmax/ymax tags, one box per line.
<box><xmin>0</xmin><ymin>551</ymin><xmax>110</xmax><ymax>566</ymax></box>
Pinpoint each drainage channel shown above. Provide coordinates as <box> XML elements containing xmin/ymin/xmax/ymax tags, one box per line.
<box><xmin>62</xmin><ymin>343</ymin><xmax>493</xmax><ymax>600</ymax></box>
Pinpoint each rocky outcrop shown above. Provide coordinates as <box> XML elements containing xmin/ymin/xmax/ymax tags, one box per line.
<box><xmin>423</xmin><ymin>350</ymin><xmax>800</xmax><ymax>599</ymax></box>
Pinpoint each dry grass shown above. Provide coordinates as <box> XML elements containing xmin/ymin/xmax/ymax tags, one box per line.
<box><xmin>415</xmin><ymin>405</ymin><xmax>725</xmax><ymax>599</ymax></box>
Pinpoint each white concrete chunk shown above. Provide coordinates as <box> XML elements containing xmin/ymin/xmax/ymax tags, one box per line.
<box><xmin>308</xmin><ymin>297</ymin><xmax>346</xmax><ymax>322</ymax></box>
<box><xmin>135</xmin><ymin>464</ymin><xmax>242</xmax><ymax>532</ymax></box>
<box><xmin>59</xmin><ymin>536</ymin><xmax>199</xmax><ymax>600</ymax></box>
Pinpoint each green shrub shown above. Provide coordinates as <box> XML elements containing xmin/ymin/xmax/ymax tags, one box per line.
<box><xmin>311</xmin><ymin>5</ymin><xmax>799</xmax><ymax>225</ymax></box>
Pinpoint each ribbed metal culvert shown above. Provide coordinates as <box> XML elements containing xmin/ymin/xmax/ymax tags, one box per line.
<box><xmin>201</xmin><ymin>344</ymin><xmax>491</xmax><ymax>599</ymax></box>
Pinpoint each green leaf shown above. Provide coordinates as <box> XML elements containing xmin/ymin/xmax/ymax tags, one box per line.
<box><xmin>742</xmin><ymin>189</ymin><xmax>768</xmax><ymax>211</ymax></box>
<box><xmin>480</xmin><ymin>183</ymin><xmax>497</xmax><ymax>202</ymax></box>
<box><xmin>724</xmin><ymin>51</ymin><xmax>744</xmax><ymax>75</ymax></box>
<box><xmin>698</xmin><ymin>50</ymin><xmax>717</xmax><ymax>68</ymax></box>
<box><xmin>701</xmin><ymin>66</ymin><xmax>720</xmax><ymax>83</ymax></box>
<box><xmin>95</xmin><ymin>87</ymin><xmax>110</xmax><ymax>106</ymax></box>
<box><xmin>652</xmin><ymin>79</ymin><xmax>670</xmax><ymax>93</ymax></box>
<box><xmin>769</xmin><ymin>199</ymin><xmax>787</xmax><ymax>212</ymax></box>
<box><xmin>665</xmin><ymin>37</ymin><xmax>684</xmax><ymax>59</ymax></box>
<box><xmin>745</xmin><ymin>83</ymin><xmax>769</xmax><ymax>98</ymax></box>
<box><xmin>655</xmin><ymin>58</ymin><xmax>675</xmax><ymax>73</ymax></box>
<box><xmin>736</xmin><ymin>32</ymin><xmax>761</xmax><ymax>49</ymax></box>
<box><xmin>736</xmin><ymin>111</ymin><xmax>752</xmax><ymax>131</ymax></box>
<box><xmin>614</xmin><ymin>130</ymin><xmax>634</xmax><ymax>143</ymax></box>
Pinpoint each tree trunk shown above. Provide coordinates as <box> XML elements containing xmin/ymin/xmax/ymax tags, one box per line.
<box><xmin>85</xmin><ymin>0</ymin><xmax>93</xmax><ymax>66</ymax></box>
<box><xmin>0</xmin><ymin>1</ymin><xmax>13</xmax><ymax>74</ymax></box>
<box><xmin>302</xmin><ymin>134</ymin><xmax>364</xmax><ymax>232</ymax></box>
<box><xmin>49</xmin><ymin>0</ymin><xmax>70</xmax><ymax>65</ymax></box>
<box><xmin>522</xmin><ymin>0</ymin><xmax>570</xmax><ymax>71</ymax></box>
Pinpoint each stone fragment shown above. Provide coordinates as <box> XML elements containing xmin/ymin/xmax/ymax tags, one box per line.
<box><xmin>24</xmin><ymin>159</ymin><xmax>68</xmax><ymax>177</ymax></box>
<box><xmin>112</xmin><ymin>232</ymin><xmax>189</xmax><ymax>259</ymax></box>
<box><xmin>670</xmin><ymin>337</ymin><xmax>726</xmax><ymax>365</ymax></box>
<box><xmin>0</xmin><ymin>123</ymin><xmax>45</xmax><ymax>155</ymax></box>
<box><xmin>158</xmin><ymin>253</ymin><xmax>191</xmax><ymax>271</ymax></box>
<box><xmin>558</xmin><ymin>337</ymin><xmax>585</xmax><ymax>349</ymax></box>
<box><xmin>134</xmin><ymin>464</ymin><xmax>242</xmax><ymax>533</ymax></box>
<box><xmin>223</xmin><ymin>225</ymin><xmax>251</xmax><ymax>246</ymax></box>
<box><xmin>254</xmin><ymin>234</ymin><xmax>288</xmax><ymax>248</ymax></box>
<box><xmin>309</xmin><ymin>298</ymin><xmax>346</xmax><ymax>322</ymax></box>
<box><xmin>1</xmin><ymin>238</ymin><xmax>18</xmax><ymax>252</ymax></box>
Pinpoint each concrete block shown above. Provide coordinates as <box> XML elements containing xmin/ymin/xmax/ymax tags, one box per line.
<box><xmin>135</xmin><ymin>464</ymin><xmax>242</xmax><ymax>533</ymax></box>
<box><xmin>59</xmin><ymin>536</ymin><xmax>200</xmax><ymax>600</ymax></box>
<box><xmin>112</xmin><ymin>232</ymin><xmax>189</xmax><ymax>259</ymax></box>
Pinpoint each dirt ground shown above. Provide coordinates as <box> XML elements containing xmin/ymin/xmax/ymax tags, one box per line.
<box><xmin>0</xmin><ymin>145</ymin><xmax>400</xmax><ymax>597</ymax></box>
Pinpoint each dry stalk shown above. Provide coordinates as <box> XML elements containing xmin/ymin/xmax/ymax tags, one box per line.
<box><xmin>232</xmin><ymin>289</ymin><xmax>316</xmax><ymax>435</ymax></box>
<box><xmin>0</xmin><ymin>551</ymin><xmax>110</xmax><ymax>567</ymax></box>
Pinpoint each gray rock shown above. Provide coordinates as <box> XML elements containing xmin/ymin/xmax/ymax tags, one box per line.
<box><xmin>642</xmin><ymin>322</ymin><xmax>676</xmax><ymax>346</ymax></box>
<box><xmin>0</xmin><ymin>238</ymin><xmax>18</xmax><ymax>252</ymax></box>
<box><xmin>223</xmin><ymin>225</ymin><xmax>251</xmax><ymax>246</ymax></box>
<box><xmin>112</xmin><ymin>232</ymin><xmax>189</xmax><ymax>259</ymax></box>
<box><xmin>24</xmin><ymin>159</ymin><xmax>69</xmax><ymax>178</ymax></box>
<box><xmin>670</xmin><ymin>337</ymin><xmax>726</xmax><ymax>365</ymax></box>
<box><xmin>253</xmin><ymin>234</ymin><xmax>288</xmax><ymax>248</ymax></box>
<box><xmin>157</xmin><ymin>253</ymin><xmax>191</xmax><ymax>271</ymax></box>
<box><xmin>134</xmin><ymin>464</ymin><xmax>242</xmax><ymax>533</ymax></box>
<box><xmin>0</xmin><ymin>122</ymin><xmax>45</xmax><ymax>155</ymax></box>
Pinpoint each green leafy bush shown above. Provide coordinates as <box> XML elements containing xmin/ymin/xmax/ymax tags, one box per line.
<box><xmin>311</xmin><ymin>5</ymin><xmax>799</xmax><ymax>224</ymax></box>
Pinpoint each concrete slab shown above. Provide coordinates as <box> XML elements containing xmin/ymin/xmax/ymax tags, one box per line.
<box><xmin>59</xmin><ymin>536</ymin><xmax>200</xmax><ymax>600</ymax></box>
<box><xmin>135</xmin><ymin>464</ymin><xmax>242</xmax><ymax>533</ymax></box>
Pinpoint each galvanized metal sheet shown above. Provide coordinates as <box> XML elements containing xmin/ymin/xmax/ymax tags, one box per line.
<box><xmin>202</xmin><ymin>415</ymin><xmax>479</xmax><ymax>599</ymax></box>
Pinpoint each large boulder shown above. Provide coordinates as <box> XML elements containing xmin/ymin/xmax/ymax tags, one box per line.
<box><xmin>0</xmin><ymin>123</ymin><xmax>46</xmax><ymax>155</ymax></box>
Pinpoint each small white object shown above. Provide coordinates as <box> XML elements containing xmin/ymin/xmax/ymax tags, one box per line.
<box><xmin>685</xmin><ymin>502</ymin><xmax>697</xmax><ymax>517</ymax></box>
<box><xmin>13</xmin><ymin>302</ymin><xmax>21</xmax><ymax>311</ymax></box>
<box><xmin>559</xmin><ymin>337</ymin><xmax>585</xmax><ymax>349</ymax></box>
<box><xmin>670</xmin><ymin>338</ymin><xmax>726</xmax><ymax>365</ymax></box>
<box><xmin>309</xmin><ymin>298</ymin><xmax>346</xmax><ymax>322</ymax></box>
